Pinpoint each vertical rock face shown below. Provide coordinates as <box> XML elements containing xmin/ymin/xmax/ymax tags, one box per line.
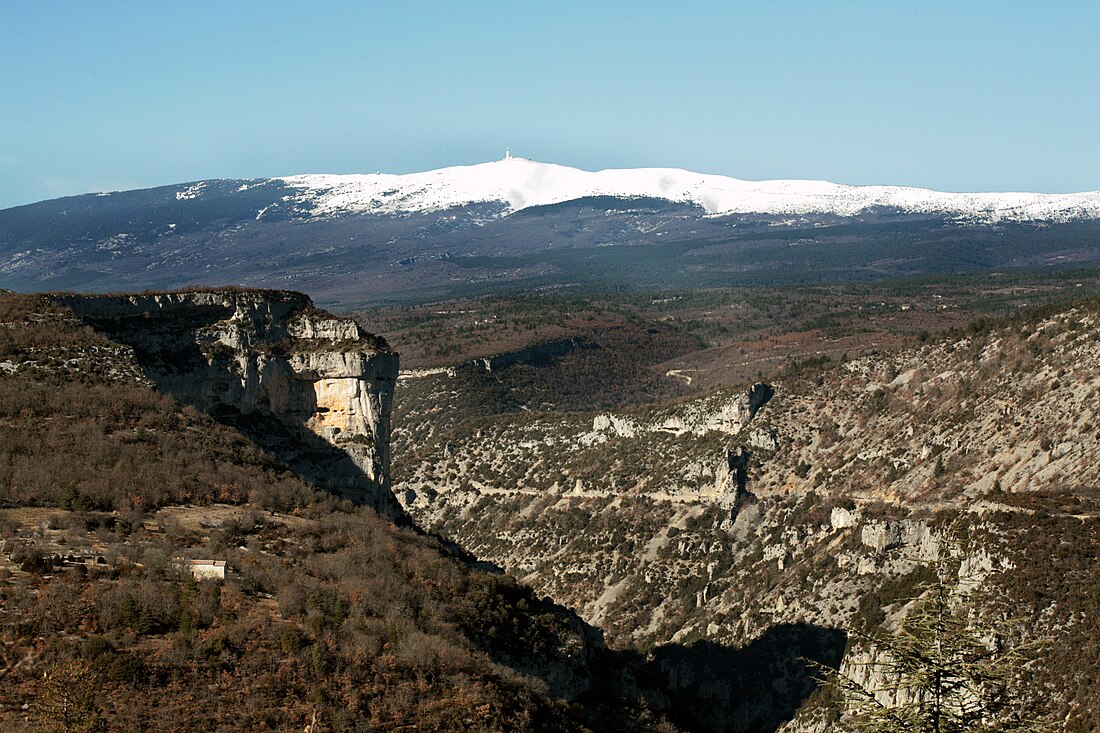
<box><xmin>56</xmin><ymin>290</ymin><xmax>401</xmax><ymax>517</ymax></box>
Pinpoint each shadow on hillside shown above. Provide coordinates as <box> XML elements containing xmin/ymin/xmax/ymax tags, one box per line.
<box><xmin>217</xmin><ymin>409</ymin><xmax>407</xmax><ymax>522</ymax></box>
<box><xmin>591</xmin><ymin>622</ymin><xmax>846</xmax><ymax>733</ymax></box>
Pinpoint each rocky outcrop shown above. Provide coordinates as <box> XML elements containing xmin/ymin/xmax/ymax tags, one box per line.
<box><xmin>860</xmin><ymin>519</ymin><xmax>941</xmax><ymax>558</ymax></box>
<box><xmin>56</xmin><ymin>289</ymin><xmax>400</xmax><ymax>517</ymax></box>
<box><xmin>582</xmin><ymin>382</ymin><xmax>775</xmax><ymax>445</ymax></box>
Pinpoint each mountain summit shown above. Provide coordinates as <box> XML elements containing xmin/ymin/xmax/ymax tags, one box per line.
<box><xmin>276</xmin><ymin>156</ymin><xmax>1100</xmax><ymax>223</ymax></box>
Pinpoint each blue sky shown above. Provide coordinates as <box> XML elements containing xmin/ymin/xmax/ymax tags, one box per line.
<box><xmin>1</xmin><ymin>1</ymin><xmax>1098</xmax><ymax>209</ymax></box>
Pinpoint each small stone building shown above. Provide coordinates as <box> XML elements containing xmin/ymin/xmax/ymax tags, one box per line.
<box><xmin>180</xmin><ymin>559</ymin><xmax>227</xmax><ymax>581</ymax></box>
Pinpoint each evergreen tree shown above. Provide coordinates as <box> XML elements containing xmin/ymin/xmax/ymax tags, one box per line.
<box><xmin>818</xmin><ymin>561</ymin><xmax>1049</xmax><ymax>733</ymax></box>
<box><xmin>33</xmin><ymin>659</ymin><xmax>107</xmax><ymax>733</ymax></box>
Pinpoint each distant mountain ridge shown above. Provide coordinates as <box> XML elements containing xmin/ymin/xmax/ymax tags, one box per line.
<box><xmin>4</xmin><ymin>157</ymin><xmax>1100</xmax><ymax>304</ymax></box>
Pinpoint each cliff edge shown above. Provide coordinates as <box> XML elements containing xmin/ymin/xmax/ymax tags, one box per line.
<box><xmin>54</xmin><ymin>288</ymin><xmax>402</xmax><ymax>518</ymax></box>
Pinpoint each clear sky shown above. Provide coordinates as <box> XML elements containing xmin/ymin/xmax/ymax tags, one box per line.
<box><xmin>2</xmin><ymin>0</ymin><xmax>1098</xmax><ymax>209</ymax></box>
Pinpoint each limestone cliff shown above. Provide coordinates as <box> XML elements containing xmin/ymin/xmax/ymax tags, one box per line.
<box><xmin>56</xmin><ymin>289</ymin><xmax>401</xmax><ymax>518</ymax></box>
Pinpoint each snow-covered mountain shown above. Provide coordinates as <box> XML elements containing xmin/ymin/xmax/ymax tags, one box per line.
<box><xmin>277</xmin><ymin>155</ymin><xmax>1100</xmax><ymax>223</ymax></box>
<box><xmin>4</xmin><ymin>156</ymin><xmax>1100</xmax><ymax>303</ymax></box>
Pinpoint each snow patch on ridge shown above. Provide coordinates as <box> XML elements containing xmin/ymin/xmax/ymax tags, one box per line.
<box><xmin>175</xmin><ymin>182</ymin><xmax>207</xmax><ymax>201</ymax></box>
<box><xmin>277</xmin><ymin>157</ymin><xmax>1100</xmax><ymax>224</ymax></box>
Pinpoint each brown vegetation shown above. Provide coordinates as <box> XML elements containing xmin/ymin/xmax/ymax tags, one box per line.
<box><xmin>0</xmin><ymin>292</ymin><xmax>675</xmax><ymax>732</ymax></box>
